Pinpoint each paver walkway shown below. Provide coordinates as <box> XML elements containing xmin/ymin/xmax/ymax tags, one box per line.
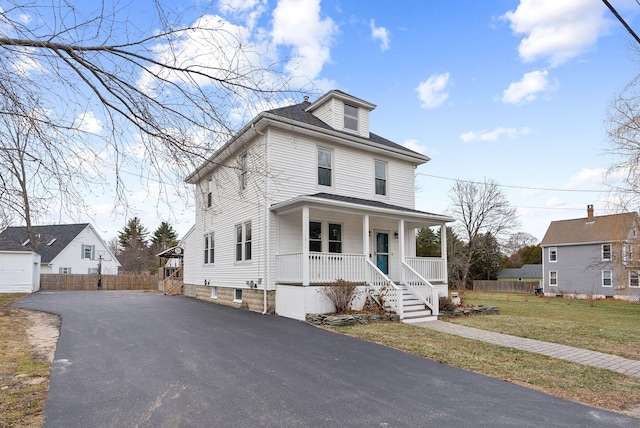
<box><xmin>417</xmin><ymin>320</ymin><xmax>640</xmax><ymax>378</ymax></box>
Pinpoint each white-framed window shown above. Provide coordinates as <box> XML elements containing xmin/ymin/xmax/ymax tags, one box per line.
<box><xmin>602</xmin><ymin>270</ymin><xmax>612</xmax><ymax>287</ymax></box>
<box><xmin>59</xmin><ymin>267</ymin><xmax>72</xmax><ymax>274</ymax></box>
<box><xmin>343</xmin><ymin>103</ymin><xmax>358</xmax><ymax>131</ymax></box>
<box><xmin>204</xmin><ymin>232</ymin><xmax>214</xmax><ymax>264</ymax></box>
<box><xmin>328</xmin><ymin>223</ymin><xmax>342</xmax><ymax>253</ymax></box>
<box><xmin>239</xmin><ymin>152</ymin><xmax>248</xmax><ymax>191</ymax></box>
<box><xmin>207</xmin><ymin>177</ymin><xmax>212</xmax><ymax>208</ymax></box>
<box><xmin>82</xmin><ymin>244</ymin><xmax>95</xmax><ymax>260</ymax></box>
<box><xmin>317</xmin><ymin>147</ymin><xmax>332</xmax><ymax>186</ymax></box>
<box><xmin>211</xmin><ymin>286</ymin><xmax>218</xmax><ymax>299</ymax></box>
<box><xmin>309</xmin><ymin>221</ymin><xmax>322</xmax><ymax>252</ymax></box>
<box><xmin>549</xmin><ymin>247</ymin><xmax>557</xmax><ymax>262</ymax></box>
<box><xmin>602</xmin><ymin>244</ymin><xmax>612</xmax><ymax>261</ymax></box>
<box><xmin>549</xmin><ymin>271</ymin><xmax>557</xmax><ymax>286</ymax></box>
<box><xmin>375</xmin><ymin>160</ymin><xmax>387</xmax><ymax>196</ymax></box>
<box><xmin>88</xmin><ymin>268</ymin><xmax>98</xmax><ymax>274</ymax></box>
<box><xmin>630</xmin><ymin>270</ymin><xmax>640</xmax><ymax>288</ymax></box>
<box><xmin>235</xmin><ymin>222</ymin><xmax>252</xmax><ymax>261</ymax></box>
<box><xmin>234</xmin><ymin>288</ymin><xmax>243</xmax><ymax>302</ymax></box>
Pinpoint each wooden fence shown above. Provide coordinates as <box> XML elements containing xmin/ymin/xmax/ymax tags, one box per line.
<box><xmin>472</xmin><ymin>280</ymin><xmax>540</xmax><ymax>294</ymax></box>
<box><xmin>40</xmin><ymin>274</ymin><xmax>158</xmax><ymax>291</ymax></box>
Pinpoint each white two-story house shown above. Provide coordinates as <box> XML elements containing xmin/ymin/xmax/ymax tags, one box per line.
<box><xmin>183</xmin><ymin>90</ymin><xmax>453</xmax><ymax>322</ymax></box>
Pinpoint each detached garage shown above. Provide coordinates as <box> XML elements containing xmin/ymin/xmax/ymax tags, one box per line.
<box><xmin>0</xmin><ymin>245</ymin><xmax>41</xmax><ymax>293</ymax></box>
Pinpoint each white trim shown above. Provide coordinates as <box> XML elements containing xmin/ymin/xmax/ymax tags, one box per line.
<box><xmin>601</xmin><ymin>243</ymin><xmax>612</xmax><ymax>261</ymax></box>
<box><xmin>234</xmin><ymin>288</ymin><xmax>243</xmax><ymax>303</ymax></box>
<box><xmin>630</xmin><ymin>270</ymin><xmax>640</xmax><ymax>288</ymax></box>
<box><xmin>211</xmin><ymin>286</ymin><xmax>218</xmax><ymax>299</ymax></box>
<box><xmin>316</xmin><ymin>146</ymin><xmax>333</xmax><ymax>188</ymax></box>
<box><xmin>549</xmin><ymin>270</ymin><xmax>558</xmax><ymax>287</ymax></box>
<box><xmin>548</xmin><ymin>247</ymin><xmax>557</xmax><ymax>263</ymax></box>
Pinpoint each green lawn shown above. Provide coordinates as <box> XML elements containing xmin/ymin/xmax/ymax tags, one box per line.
<box><xmin>448</xmin><ymin>291</ymin><xmax>640</xmax><ymax>360</ymax></box>
<box><xmin>331</xmin><ymin>292</ymin><xmax>640</xmax><ymax>415</ymax></box>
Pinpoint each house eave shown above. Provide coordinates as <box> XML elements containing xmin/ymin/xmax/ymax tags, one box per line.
<box><xmin>270</xmin><ymin>195</ymin><xmax>454</xmax><ymax>224</ymax></box>
<box><xmin>185</xmin><ymin>109</ymin><xmax>430</xmax><ymax>184</ymax></box>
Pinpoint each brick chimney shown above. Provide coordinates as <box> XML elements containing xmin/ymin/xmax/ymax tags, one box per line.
<box><xmin>587</xmin><ymin>204</ymin><xmax>594</xmax><ymax>222</ymax></box>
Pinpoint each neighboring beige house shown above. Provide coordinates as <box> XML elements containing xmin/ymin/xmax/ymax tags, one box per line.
<box><xmin>497</xmin><ymin>264</ymin><xmax>542</xmax><ymax>284</ymax></box>
<box><xmin>183</xmin><ymin>90</ymin><xmax>453</xmax><ymax>322</ymax></box>
<box><xmin>0</xmin><ymin>223</ymin><xmax>121</xmax><ymax>276</ymax></box>
<box><xmin>541</xmin><ymin>205</ymin><xmax>640</xmax><ymax>300</ymax></box>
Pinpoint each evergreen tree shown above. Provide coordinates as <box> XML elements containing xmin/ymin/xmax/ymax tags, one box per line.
<box><xmin>416</xmin><ymin>227</ymin><xmax>441</xmax><ymax>257</ymax></box>
<box><xmin>151</xmin><ymin>222</ymin><xmax>179</xmax><ymax>253</ymax></box>
<box><xmin>118</xmin><ymin>217</ymin><xmax>149</xmax><ymax>249</ymax></box>
<box><xmin>117</xmin><ymin>217</ymin><xmax>152</xmax><ymax>273</ymax></box>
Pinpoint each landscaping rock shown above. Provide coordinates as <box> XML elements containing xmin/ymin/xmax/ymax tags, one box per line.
<box><xmin>306</xmin><ymin>313</ymin><xmax>399</xmax><ymax>326</ymax></box>
<box><xmin>438</xmin><ymin>305</ymin><xmax>500</xmax><ymax>319</ymax></box>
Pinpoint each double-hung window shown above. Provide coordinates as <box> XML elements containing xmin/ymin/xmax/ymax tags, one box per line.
<box><xmin>602</xmin><ymin>270</ymin><xmax>612</xmax><ymax>287</ymax></box>
<box><xmin>318</xmin><ymin>147</ymin><xmax>332</xmax><ymax>186</ymax></box>
<box><xmin>59</xmin><ymin>267</ymin><xmax>72</xmax><ymax>274</ymax></box>
<box><xmin>549</xmin><ymin>247</ymin><xmax>557</xmax><ymax>262</ymax></box>
<box><xmin>549</xmin><ymin>271</ymin><xmax>557</xmax><ymax>286</ymax></box>
<box><xmin>631</xmin><ymin>270</ymin><xmax>640</xmax><ymax>288</ymax></box>
<box><xmin>602</xmin><ymin>244</ymin><xmax>612</xmax><ymax>261</ymax></box>
<box><xmin>204</xmin><ymin>232</ymin><xmax>214</xmax><ymax>264</ymax></box>
<box><xmin>344</xmin><ymin>103</ymin><xmax>358</xmax><ymax>131</ymax></box>
<box><xmin>375</xmin><ymin>160</ymin><xmax>387</xmax><ymax>196</ymax></box>
<box><xmin>239</xmin><ymin>153</ymin><xmax>248</xmax><ymax>191</ymax></box>
<box><xmin>309</xmin><ymin>222</ymin><xmax>322</xmax><ymax>252</ymax></box>
<box><xmin>328</xmin><ymin>223</ymin><xmax>342</xmax><ymax>253</ymax></box>
<box><xmin>82</xmin><ymin>244</ymin><xmax>95</xmax><ymax>260</ymax></box>
<box><xmin>235</xmin><ymin>222</ymin><xmax>252</xmax><ymax>261</ymax></box>
<box><xmin>207</xmin><ymin>178</ymin><xmax>212</xmax><ymax>208</ymax></box>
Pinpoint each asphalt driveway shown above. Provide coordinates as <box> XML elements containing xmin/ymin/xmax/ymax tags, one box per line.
<box><xmin>15</xmin><ymin>291</ymin><xmax>638</xmax><ymax>427</ymax></box>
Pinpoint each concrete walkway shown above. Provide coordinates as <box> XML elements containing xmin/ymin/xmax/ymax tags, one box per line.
<box><xmin>417</xmin><ymin>320</ymin><xmax>640</xmax><ymax>378</ymax></box>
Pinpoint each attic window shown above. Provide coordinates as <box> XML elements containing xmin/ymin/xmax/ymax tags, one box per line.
<box><xmin>344</xmin><ymin>104</ymin><xmax>358</xmax><ymax>131</ymax></box>
<box><xmin>21</xmin><ymin>239</ymin><xmax>30</xmax><ymax>247</ymax></box>
<box><xmin>47</xmin><ymin>238</ymin><xmax>57</xmax><ymax>246</ymax></box>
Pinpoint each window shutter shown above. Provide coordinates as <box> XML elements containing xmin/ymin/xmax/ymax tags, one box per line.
<box><xmin>91</xmin><ymin>245</ymin><xmax>95</xmax><ymax>260</ymax></box>
<box><xmin>81</xmin><ymin>244</ymin><xmax>85</xmax><ymax>258</ymax></box>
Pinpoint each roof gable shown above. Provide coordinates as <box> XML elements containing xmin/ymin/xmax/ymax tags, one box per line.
<box><xmin>540</xmin><ymin>212</ymin><xmax>639</xmax><ymax>246</ymax></box>
<box><xmin>0</xmin><ymin>223</ymin><xmax>89</xmax><ymax>262</ymax></box>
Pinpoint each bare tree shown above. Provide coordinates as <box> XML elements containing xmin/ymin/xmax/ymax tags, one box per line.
<box><xmin>448</xmin><ymin>178</ymin><xmax>519</xmax><ymax>288</ymax></box>
<box><xmin>0</xmin><ymin>1</ymin><xmax>300</xmax><ymax>233</ymax></box>
<box><xmin>503</xmin><ymin>232</ymin><xmax>538</xmax><ymax>257</ymax></box>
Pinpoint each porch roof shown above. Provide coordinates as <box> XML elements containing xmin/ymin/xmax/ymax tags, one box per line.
<box><xmin>270</xmin><ymin>193</ymin><xmax>454</xmax><ymax>224</ymax></box>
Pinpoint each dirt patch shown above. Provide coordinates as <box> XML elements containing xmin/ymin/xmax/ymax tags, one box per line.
<box><xmin>24</xmin><ymin>310</ymin><xmax>60</xmax><ymax>364</ymax></box>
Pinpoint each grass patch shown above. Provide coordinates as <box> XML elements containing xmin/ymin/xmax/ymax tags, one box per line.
<box><xmin>0</xmin><ymin>294</ymin><xmax>52</xmax><ymax>428</ymax></box>
<box><xmin>449</xmin><ymin>291</ymin><xmax>640</xmax><ymax>359</ymax></box>
<box><xmin>334</xmin><ymin>322</ymin><xmax>640</xmax><ymax>414</ymax></box>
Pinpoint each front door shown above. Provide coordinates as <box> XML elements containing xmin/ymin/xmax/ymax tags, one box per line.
<box><xmin>375</xmin><ymin>232</ymin><xmax>389</xmax><ymax>275</ymax></box>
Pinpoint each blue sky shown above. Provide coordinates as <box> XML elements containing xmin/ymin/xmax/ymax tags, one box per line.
<box><xmin>28</xmin><ymin>0</ymin><xmax>640</xmax><ymax>242</ymax></box>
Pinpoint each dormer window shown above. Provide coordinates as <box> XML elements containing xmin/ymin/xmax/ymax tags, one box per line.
<box><xmin>343</xmin><ymin>104</ymin><xmax>358</xmax><ymax>131</ymax></box>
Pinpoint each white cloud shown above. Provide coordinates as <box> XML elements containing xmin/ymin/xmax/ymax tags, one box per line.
<box><xmin>218</xmin><ymin>0</ymin><xmax>267</xmax><ymax>29</ymax></box>
<box><xmin>502</xmin><ymin>0</ymin><xmax>610</xmax><ymax>66</ymax></box>
<box><xmin>460</xmin><ymin>126</ymin><xmax>531</xmax><ymax>142</ymax></box>
<box><xmin>415</xmin><ymin>72</ymin><xmax>450</xmax><ymax>109</ymax></box>
<box><xmin>502</xmin><ymin>69</ymin><xmax>551</xmax><ymax>104</ymax></box>
<box><xmin>562</xmin><ymin>167</ymin><xmax>606</xmax><ymax>190</ymax></box>
<box><xmin>370</xmin><ymin>19</ymin><xmax>390</xmax><ymax>51</ymax></box>
<box><xmin>546</xmin><ymin>197</ymin><xmax>566</xmax><ymax>208</ymax></box>
<box><xmin>75</xmin><ymin>111</ymin><xmax>103</xmax><ymax>134</ymax></box>
<box><xmin>403</xmin><ymin>139</ymin><xmax>429</xmax><ymax>154</ymax></box>
<box><xmin>271</xmin><ymin>0</ymin><xmax>338</xmax><ymax>80</ymax></box>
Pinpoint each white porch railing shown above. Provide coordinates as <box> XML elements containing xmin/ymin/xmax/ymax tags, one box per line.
<box><xmin>402</xmin><ymin>262</ymin><xmax>438</xmax><ymax>315</ymax></box>
<box><xmin>276</xmin><ymin>252</ymin><xmax>303</xmax><ymax>284</ymax></box>
<box><xmin>405</xmin><ymin>257</ymin><xmax>446</xmax><ymax>283</ymax></box>
<box><xmin>309</xmin><ymin>253</ymin><xmax>367</xmax><ymax>283</ymax></box>
<box><xmin>365</xmin><ymin>259</ymin><xmax>403</xmax><ymax>319</ymax></box>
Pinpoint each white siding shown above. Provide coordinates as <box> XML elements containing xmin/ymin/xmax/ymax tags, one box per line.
<box><xmin>0</xmin><ymin>251</ymin><xmax>40</xmax><ymax>293</ymax></box>
<box><xmin>310</xmin><ymin>99</ymin><xmax>333</xmax><ymax>125</ymax></box>
<box><xmin>49</xmin><ymin>226</ymin><xmax>120</xmax><ymax>274</ymax></box>
<box><xmin>267</xmin><ymin>127</ymin><xmax>415</xmax><ymax>207</ymax></box>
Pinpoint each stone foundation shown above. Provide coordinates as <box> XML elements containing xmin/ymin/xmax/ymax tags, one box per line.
<box><xmin>183</xmin><ymin>284</ymin><xmax>275</xmax><ymax>314</ymax></box>
<box><xmin>306</xmin><ymin>313</ymin><xmax>399</xmax><ymax>326</ymax></box>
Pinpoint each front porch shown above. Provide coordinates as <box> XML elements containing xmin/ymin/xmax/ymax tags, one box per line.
<box><xmin>270</xmin><ymin>193</ymin><xmax>454</xmax><ymax>322</ymax></box>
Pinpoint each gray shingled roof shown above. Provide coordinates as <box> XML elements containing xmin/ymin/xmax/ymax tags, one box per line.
<box><xmin>497</xmin><ymin>264</ymin><xmax>542</xmax><ymax>279</ymax></box>
<box><xmin>540</xmin><ymin>212</ymin><xmax>639</xmax><ymax>246</ymax></box>
<box><xmin>309</xmin><ymin>192</ymin><xmax>448</xmax><ymax>217</ymax></box>
<box><xmin>265</xmin><ymin>100</ymin><xmax>425</xmax><ymax>159</ymax></box>
<box><xmin>0</xmin><ymin>224</ymin><xmax>89</xmax><ymax>262</ymax></box>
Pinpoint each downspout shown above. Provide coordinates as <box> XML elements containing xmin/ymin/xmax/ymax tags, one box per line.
<box><xmin>252</xmin><ymin>123</ymin><xmax>269</xmax><ymax>314</ymax></box>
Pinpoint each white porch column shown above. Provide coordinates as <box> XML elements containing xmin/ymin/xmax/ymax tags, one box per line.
<box><xmin>302</xmin><ymin>206</ymin><xmax>310</xmax><ymax>286</ymax></box>
<box><xmin>398</xmin><ymin>219</ymin><xmax>405</xmax><ymax>284</ymax></box>
<box><xmin>363</xmin><ymin>214</ymin><xmax>370</xmax><ymax>285</ymax></box>
<box><xmin>440</xmin><ymin>223</ymin><xmax>448</xmax><ymax>284</ymax></box>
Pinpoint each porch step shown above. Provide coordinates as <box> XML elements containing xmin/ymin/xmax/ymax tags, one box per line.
<box><xmin>400</xmin><ymin>286</ymin><xmax>437</xmax><ymax>323</ymax></box>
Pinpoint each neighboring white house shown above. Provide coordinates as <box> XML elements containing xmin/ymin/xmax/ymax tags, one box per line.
<box><xmin>0</xmin><ymin>223</ymin><xmax>121</xmax><ymax>275</ymax></box>
<box><xmin>183</xmin><ymin>90</ymin><xmax>453</xmax><ymax>322</ymax></box>
<box><xmin>0</xmin><ymin>242</ymin><xmax>41</xmax><ymax>293</ymax></box>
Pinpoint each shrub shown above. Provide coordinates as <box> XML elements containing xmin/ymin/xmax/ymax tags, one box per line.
<box><xmin>321</xmin><ymin>279</ymin><xmax>359</xmax><ymax>314</ymax></box>
<box><xmin>439</xmin><ymin>296</ymin><xmax>457</xmax><ymax>312</ymax></box>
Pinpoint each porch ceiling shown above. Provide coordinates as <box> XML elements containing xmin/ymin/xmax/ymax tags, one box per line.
<box><xmin>270</xmin><ymin>193</ymin><xmax>454</xmax><ymax>226</ymax></box>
